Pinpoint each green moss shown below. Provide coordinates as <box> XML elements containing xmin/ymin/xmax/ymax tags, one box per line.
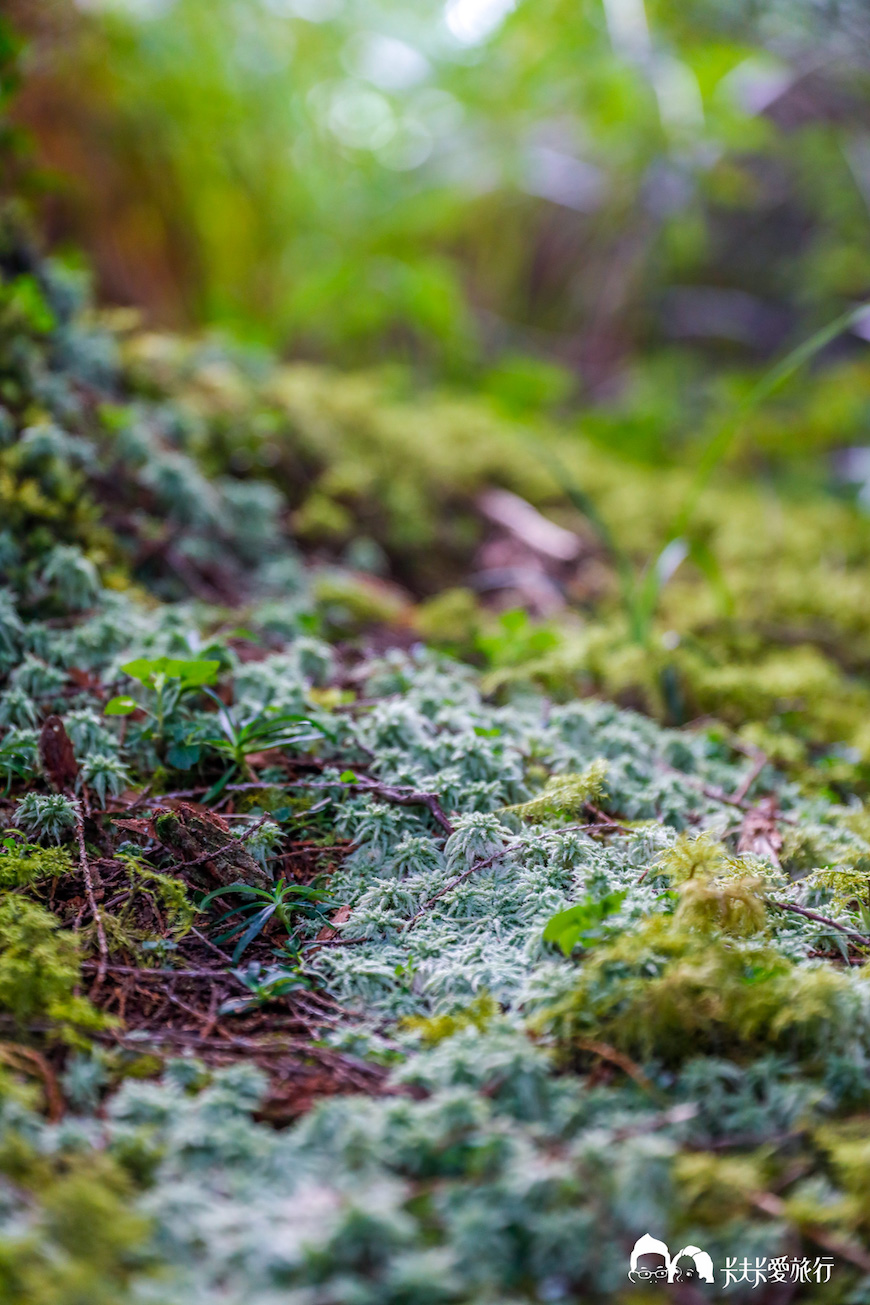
<box><xmin>120</xmin><ymin>858</ymin><xmax>196</xmax><ymax>940</ymax></box>
<box><xmin>539</xmin><ymin>905</ymin><xmax>864</xmax><ymax>1071</ymax></box>
<box><xmin>0</xmin><ymin>836</ymin><xmax>73</xmax><ymax>889</ymax></box>
<box><xmin>0</xmin><ymin>897</ymin><xmax>106</xmax><ymax>1041</ymax></box>
<box><xmin>401</xmin><ymin>992</ymin><xmax>498</xmax><ymax>1047</ymax></box>
<box><xmin>504</xmin><ymin>760</ymin><xmax>608</xmax><ymax>825</ymax></box>
<box><xmin>0</xmin><ymin>1146</ymin><xmax>152</xmax><ymax>1305</ymax></box>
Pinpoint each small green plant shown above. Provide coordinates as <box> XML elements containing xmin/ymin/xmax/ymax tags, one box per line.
<box><xmin>542</xmin><ymin>889</ymin><xmax>627</xmax><ymax>958</ymax></box>
<box><xmin>197</xmin><ymin>690</ymin><xmax>321</xmax><ymax>786</ymax></box>
<box><xmin>219</xmin><ymin>959</ymin><xmax>314</xmax><ymax>1014</ymax></box>
<box><xmin>476</xmin><ymin>608</ymin><xmax>561</xmax><ymax>669</ymax></box>
<box><xmin>0</xmin><ymin>733</ymin><xmax>35</xmax><ymax>793</ymax></box>
<box><xmin>12</xmin><ymin>793</ymin><xmax>78</xmax><ymax>844</ymax></box>
<box><xmin>200</xmin><ymin>878</ymin><xmax>333</xmax><ymax>962</ymax></box>
<box><xmin>505</xmin><ymin>761</ymin><xmax>608</xmax><ymax>824</ymax></box>
<box><xmin>78</xmin><ymin>753</ymin><xmax>130</xmax><ymax>808</ymax></box>
<box><xmin>40</xmin><ymin>543</ymin><xmax>100</xmax><ymax>610</ymax></box>
<box><xmin>105</xmin><ymin>657</ymin><xmax>220</xmax><ymax>741</ymax></box>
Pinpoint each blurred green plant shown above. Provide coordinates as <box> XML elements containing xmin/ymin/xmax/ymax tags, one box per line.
<box><xmin>220</xmin><ymin>959</ymin><xmax>314</xmax><ymax>1014</ymax></box>
<box><xmin>15</xmin><ymin>0</ymin><xmax>870</xmax><ymax>402</ymax></box>
<box><xmin>545</xmin><ymin>297</ymin><xmax>870</xmax><ymax>648</ymax></box>
<box><xmin>106</xmin><ymin>656</ymin><xmax>219</xmax><ymax>741</ymax></box>
<box><xmin>543</xmin><ymin>888</ymin><xmax>627</xmax><ymax>958</ymax></box>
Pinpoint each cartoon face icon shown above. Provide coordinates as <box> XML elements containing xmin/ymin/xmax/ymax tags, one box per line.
<box><xmin>670</xmin><ymin>1246</ymin><xmax>715</xmax><ymax>1284</ymax></box>
<box><xmin>631</xmin><ymin>1252</ymin><xmax>669</xmax><ymax>1283</ymax></box>
<box><xmin>628</xmin><ymin>1236</ymin><xmax>672</xmax><ymax>1284</ymax></box>
<box><xmin>627</xmin><ymin>1235</ymin><xmax>716</xmax><ymax>1286</ymax></box>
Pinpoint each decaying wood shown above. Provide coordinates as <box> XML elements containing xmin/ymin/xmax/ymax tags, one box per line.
<box><xmin>152</xmin><ymin>803</ymin><xmax>270</xmax><ymax>889</ymax></box>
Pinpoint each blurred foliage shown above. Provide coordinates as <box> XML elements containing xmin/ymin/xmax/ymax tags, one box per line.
<box><xmin>117</xmin><ymin>327</ymin><xmax>870</xmax><ymax>782</ymax></box>
<box><xmin>8</xmin><ymin>0</ymin><xmax>870</xmax><ymax>415</ymax></box>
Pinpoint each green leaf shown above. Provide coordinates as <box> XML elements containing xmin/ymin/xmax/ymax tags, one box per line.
<box><xmin>199</xmin><ymin>882</ymin><xmax>262</xmax><ymax>909</ymax></box>
<box><xmin>104</xmin><ymin>695</ymin><xmax>138</xmax><ymax>716</ymax></box>
<box><xmin>542</xmin><ymin>890</ymin><xmax>627</xmax><ymax>958</ymax></box>
<box><xmin>5</xmin><ymin>274</ymin><xmax>56</xmax><ymax>334</ymax></box>
<box><xmin>119</xmin><ymin>658</ymin><xmax>159</xmax><ymax>685</ymax></box>
<box><xmin>339</xmin><ymin>770</ymin><xmax>357</xmax><ymax>782</ymax></box>
<box><xmin>120</xmin><ymin>656</ymin><xmax>220</xmax><ymax>687</ymax></box>
<box><xmin>166</xmin><ymin>742</ymin><xmax>202</xmax><ymax>769</ymax></box>
<box><xmin>230</xmin><ymin>905</ymin><xmax>275</xmax><ymax>961</ymax></box>
<box><xmin>172</xmin><ymin>658</ymin><xmax>220</xmax><ymax>686</ymax></box>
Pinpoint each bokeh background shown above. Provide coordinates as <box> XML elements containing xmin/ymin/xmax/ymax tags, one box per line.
<box><xmin>9</xmin><ymin>0</ymin><xmax>870</xmax><ymax>435</ymax></box>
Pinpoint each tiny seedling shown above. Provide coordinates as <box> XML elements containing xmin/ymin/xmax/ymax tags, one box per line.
<box><xmin>198</xmin><ymin>689</ymin><xmax>322</xmax><ymax>787</ymax></box>
<box><xmin>219</xmin><ymin>960</ymin><xmax>314</xmax><ymax>1014</ymax></box>
<box><xmin>200</xmin><ymin>877</ymin><xmax>333</xmax><ymax>962</ymax></box>
<box><xmin>0</xmin><ymin>736</ymin><xmax>34</xmax><ymax>794</ymax></box>
<box><xmin>543</xmin><ymin>889</ymin><xmax>627</xmax><ymax>958</ymax></box>
<box><xmin>105</xmin><ymin>656</ymin><xmax>220</xmax><ymax>741</ymax></box>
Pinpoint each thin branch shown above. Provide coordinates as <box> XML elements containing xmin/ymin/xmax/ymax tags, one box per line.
<box><xmin>731</xmin><ymin>751</ymin><xmax>767</xmax><ymax>805</ymax></box>
<box><xmin>403</xmin><ymin>846</ymin><xmax>508</xmax><ymax>931</ymax></box>
<box><xmin>347</xmin><ymin>777</ymin><xmax>455</xmax><ymax>835</ymax></box>
<box><xmin>81</xmin><ymin>963</ymin><xmax>238</xmax><ymax>979</ymax></box>
<box><xmin>74</xmin><ymin>802</ymin><xmax>109</xmax><ymax>990</ymax></box>
<box><xmin>0</xmin><ymin>1042</ymin><xmax>64</xmax><ymax>1122</ymax></box>
<box><xmin>574</xmin><ymin>1038</ymin><xmax>659</xmax><ymax>1097</ymax></box>
<box><xmin>186</xmin><ymin>926</ymin><xmax>252</xmax><ymax>990</ymax></box>
<box><xmin>770</xmin><ymin>900</ymin><xmax>870</xmax><ymax>949</ymax></box>
<box><xmin>402</xmin><ymin>820</ymin><xmax>624</xmax><ymax>932</ymax></box>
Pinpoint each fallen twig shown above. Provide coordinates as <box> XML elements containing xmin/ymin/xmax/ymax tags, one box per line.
<box><xmin>731</xmin><ymin>751</ymin><xmax>767</xmax><ymax>805</ymax></box>
<box><xmin>130</xmin><ymin>774</ymin><xmax>455</xmax><ymax>834</ymax></box>
<box><xmin>403</xmin><ymin>846</ymin><xmax>509</xmax><ymax>931</ymax></box>
<box><xmin>575</xmin><ymin>1037</ymin><xmax>659</xmax><ymax>1097</ymax></box>
<box><xmin>770</xmin><ymin>900</ymin><xmax>870</xmax><ymax>949</ymax></box>
<box><xmin>347</xmin><ymin>777</ymin><xmax>455</xmax><ymax>834</ymax></box>
<box><xmin>190</xmin><ymin>924</ymin><xmax>236</xmax><ymax>964</ymax></box>
<box><xmin>81</xmin><ymin>963</ymin><xmax>240</xmax><ymax>979</ymax></box>
<box><xmin>74</xmin><ymin>802</ymin><xmax>109</xmax><ymax>990</ymax></box>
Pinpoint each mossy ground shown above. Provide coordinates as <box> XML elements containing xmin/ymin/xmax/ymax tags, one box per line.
<box><xmin>6</xmin><ymin>218</ymin><xmax>870</xmax><ymax>1301</ymax></box>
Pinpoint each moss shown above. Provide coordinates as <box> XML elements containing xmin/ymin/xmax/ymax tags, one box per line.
<box><xmin>120</xmin><ymin>858</ymin><xmax>196</xmax><ymax>940</ymax></box>
<box><xmin>0</xmin><ymin>836</ymin><xmax>73</xmax><ymax>889</ymax></box>
<box><xmin>0</xmin><ymin>896</ymin><xmax>106</xmax><ymax>1041</ymax></box>
<box><xmin>504</xmin><ymin>760</ymin><xmax>608</xmax><ymax>825</ymax></box>
<box><xmin>400</xmin><ymin>992</ymin><xmax>498</xmax><ymax>1047</ymax></box>
<box><xmin>539</xmin><ymin>908</ymin><xmax>865</xmax><ymax>1071</ymax></box>
<box><xmin>0</xmin><ymin>1146</ymin><xmax>152</xmax><ymax>1305</ymax></box>
<box><xmin>312</xmin><ymin>568</ymin><xmax>411</xmax><ymax>635</ymax></box>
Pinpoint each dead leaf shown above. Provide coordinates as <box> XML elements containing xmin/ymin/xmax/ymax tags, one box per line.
<box><xmin>317</xmin><ymin>903</ymin><xmax>352</xmax><ymax>941</ymax></box>
<box><xmin>39</xmin><ymin>715</ymin><xmax>79</xmax><ymax>793</ymax></box>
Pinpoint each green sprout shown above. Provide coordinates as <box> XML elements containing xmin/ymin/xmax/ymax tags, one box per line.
<box><xmin>105</xmin><ymin>656</ymin><xmax>220</xmax><ymax>741</ymax></box>
<box><xmin>198</xmin><ymin>689</ymin><xmax>322</xmax><ymax>786</ymax></box>
<box><xmin>200</xmin><ymin>877</ymin><xmax>333</xmax><ymax>962</ymax></box>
